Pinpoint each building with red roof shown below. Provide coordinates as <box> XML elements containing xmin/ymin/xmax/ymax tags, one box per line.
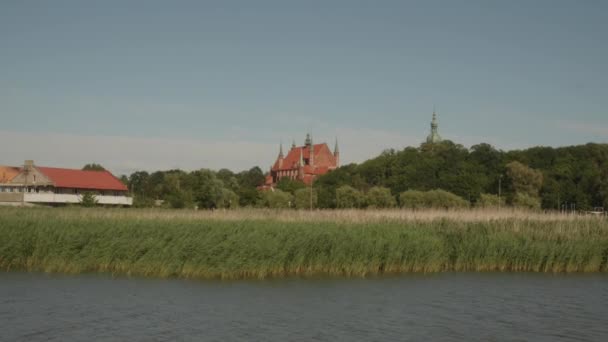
<box><xmin>262</xmin><ymin>134</ymin><xmax>340</xmax><ymax>189</ymax></box>
<box><xmin>0</xmin><ymin>160</ymin><xmax>132</xmax><ymax>206</ymax></box>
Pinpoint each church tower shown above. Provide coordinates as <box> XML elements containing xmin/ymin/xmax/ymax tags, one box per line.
<box><xmin>334</xmin><ymin>138</ymin><xmax>340</xmax><ymax>167</ymax></box>
<box><xmin>277</xmin><ymin>142</ymin><xmax>284</xmax><ymax>168</ymax></box>
<box><xmin>426</xmin><ymin>110</ymin><xmax>442</xmax><ymax>144</ymax></box>
<box><xmin>309</xmin><ymin>133</ymin><xmax>314</xmax><ymax>167</ymax></box>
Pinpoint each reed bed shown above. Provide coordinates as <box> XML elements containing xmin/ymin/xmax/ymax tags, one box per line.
<box><xmin>0</xmin><ymin>207</ymin><xmax>607</xmax><ymax>279</ymax></box>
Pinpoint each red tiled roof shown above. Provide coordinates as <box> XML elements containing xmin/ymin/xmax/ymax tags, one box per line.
<box><xmin>272</xmin><ymin>143</ymin><xmax>336</xmax><ymax>172</ymax></box>
<box><xmin>37</xmin><ymin>167</ymin><xmax>128</xmax><ymax>191</ymax></box>
<box><xmin>0</xmin><ymin>166</ymin><xmax>20</xmax><ymax>183</ymax></box>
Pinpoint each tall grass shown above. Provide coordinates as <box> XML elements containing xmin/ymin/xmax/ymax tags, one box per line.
<box><xmin>0</xmin><ymin>207</ymin><xmax>607</xmax><ymax>279</ymax></box>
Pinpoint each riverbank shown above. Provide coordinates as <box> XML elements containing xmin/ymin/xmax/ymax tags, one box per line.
<box><xmin>1</xmin><ymin>207</ymin><xmax>607</xmax><ymax>279</ymax></box>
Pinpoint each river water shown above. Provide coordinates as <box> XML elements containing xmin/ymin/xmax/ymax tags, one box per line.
<box><xmin>1</xmin><ymin>272</ymin><xmax>607</xmax><ymax>341</ymax></box>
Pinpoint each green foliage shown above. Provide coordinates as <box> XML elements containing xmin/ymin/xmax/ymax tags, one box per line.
<box><xmin>313</xmin><ymin>142</ymin><xmax>608</xmax><ymax>210</ymax></box>
<box><xmin>506</xmin><ymin>161</ymin><xmax>543</xmax><ymax>197</ymax></box>
<box><xmin>512</xmin><ymin>193</ymin><xmax>542</xmax><ymax>210</ymax></box>
<box><xmin>399</xmin><ymin>189</ymin><xmax>469</xmax><ymax>209</ymax></box>
<box><xmin>336</xmin><ymin>185</ymin><xmax>363</xmax><ymax>208</ymax></box>
<box><xmin>132</xmin><ymin>195</ymin><xmax>155</xmax><ymax>208</ymax></box>
<box><xmin>365</xmin><ymin>187</ymin><xmax>396</xmax><ymax>208</ymax></box>
<box><xmin>82</xmin><ymin>163</ymin><xmax>105</xmax><ymax>171</ymax></box>
<box><xmin>259</xmin><ymin>189</ymin><xmax>293</xmax><ymax>209</ymax></box>
<box><xmin>217</xmin><ymin>188</ymin><xmax>239</xmax><ymax>209</ymax></box>
<box><xmin>1</xmin><ymin>207</ymin><xmax>608</xmax><ymax>279</ymax></box>
<box><xmin>477</xmin><ymin>193</ymin><xmax>505</xmax><ymax>208</ymax></box>
<box><xmin>166</xmin><ymin>190</ymin><xmax>194</xmax><ymax>209</ymax></box>
<box><xmin>118</xmin><ymin>142</ymin><xmax>608</xmax><ymax>211</ymax></box>
<box><xmin>79</xmin><ymin>192</ymin><xmax>98</xmax><ymax>207</ymax></box>
<box><xmin>276</xmin><ymin>178</ymin><xmax>306</xmax><ymax>195</ymax></box>
<box><xmin>294</xmin><ymin>188</ymin><xmax>317</xmax><ymax>209</ymax></box>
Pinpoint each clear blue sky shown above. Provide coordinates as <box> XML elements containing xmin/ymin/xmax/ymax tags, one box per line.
<box><xmin>1</xmin><ymin>0</ymin><xmax>607</xmax><ymax>174</ymax></box>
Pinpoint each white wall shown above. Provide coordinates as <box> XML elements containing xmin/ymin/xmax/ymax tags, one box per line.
<box><xmin>23</xmin><ymin>193</ymin><xmax>133</xmax><ymax>206</ymax></box>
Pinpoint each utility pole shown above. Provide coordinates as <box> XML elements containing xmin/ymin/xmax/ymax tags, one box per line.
<box><xmin>309</xmin><ymin>178</ymin><xmax>313</xmax><ymax>211</ymax></box>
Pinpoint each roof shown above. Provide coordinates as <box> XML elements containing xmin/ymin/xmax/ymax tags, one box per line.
<box><xmin>272</xmin><ymin>143</ymin><xmax>336</xmax><ymax>171</ymax></box>
<box><xmin>37</xmin><ymin>167</ymin><xmax>128</xmax><ymax>191</ymax></box>
<box><xmin>0</xmin><ymin>166</ymin><xmax>20</xmax><ymax>183</ymax></box>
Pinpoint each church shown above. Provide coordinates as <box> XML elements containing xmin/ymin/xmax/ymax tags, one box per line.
<box><xmin>263</xmin><ymin>134</ymin><xmax>340</xmax><ymax>188</ymax></box>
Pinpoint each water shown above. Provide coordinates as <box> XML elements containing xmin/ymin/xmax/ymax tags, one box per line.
<box><xmin>1</xmin><ymin>272</ymin><xmax>607</xmax><ymax>342</ymax></box>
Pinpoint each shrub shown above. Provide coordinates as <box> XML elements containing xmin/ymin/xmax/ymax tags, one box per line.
<box><xmin>80</xmin><ymin>192</ymin><xmax>98</xmax><ymax>207</ymax></box>
<box><xmin>294</xmin><ymin>188</ymin><xmax>317</xmax><ymax>209</ymax></box>
<box><xmin>166</xmin><ymin>190</ymin><xmax>194</xmax><ymax>209</ymax></box>
<box><xmin>477</xmin><ymin>193</ymin><xmax>505</xmax><ymax>208</ymax></box>
<box><xmin>365</xmin><ymin>187</ymin><xmax>396</xmax><ymax>208</ymax></box>
<box><xmin>259</xmin><ymin>189</ymin><xmax>293</xmax><ymax>209</ymax></box>
<box><xmin>336</xmin><ymin>185</ymin><xmax>363</xmax><ymax>208</ymax></box>
<box><xmin>400</xmin><ymin>189</ymin><xmax>469</xmax><ymax>209</ymax></box>
<box><xmin>512</xmin><ymin>192</ymin><xmax>541</xmax><ymax>210</ymax></box>
<box><xmin>218</xmin><ymin>189</ymin><xmax>239</xmax><ymax>209</ymax></box>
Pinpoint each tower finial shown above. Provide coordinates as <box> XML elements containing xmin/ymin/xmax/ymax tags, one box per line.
<box><xmin>305</xmin><ymin>132</ymin><xmax>312</xmax><ymax>146</ymax></box>
<box><xmin>309</xmin><ymin>132</ymin><xmax>314</xmax><ymax>166</ymax></box>
<box><xmin>279</xmin><ymin>140</ymin><xmax>284</xmax><ymax>158</ymax></box>
<box><xmin>426</xmin><ymin>108</ymin><xmax>442</xmax><ymax>144</ymax></box>
<box><xmin>334</xmin><ymin>137</ymin><xmax>339</xmax><ymax>155</ymax></box>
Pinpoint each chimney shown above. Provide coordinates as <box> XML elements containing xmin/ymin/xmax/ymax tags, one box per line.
<box><xmin>24</xmin><ymin>160</ymin><xmax>34</xmax><ymax>172</ymax></box>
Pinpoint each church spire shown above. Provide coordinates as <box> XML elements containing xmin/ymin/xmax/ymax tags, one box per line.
<box><xmin>309</xmin><ymin>132</ymin><xmax>314</xmax><ymax>167</ymax></box>
<box><xmin>278</xmin><ymin>141</ymin><xmax>284</xmax><ymax>158</ymax></box>
<box><xmin>305</xmin><ymin>133</ymin><xmax>312</xmax><ymax>146</ymax></box>
<box><xmin>334</xmin><ymin>137</ymin><xmax>339</xmax><ymax>155</ymax></box>
<box><xmin>426</xmin><ymin>108</ymin><xmax>442</xmax><ymax>144</ymax></box>
<box><xmin>334</xmin><ymin>137</ymin><xmax>340</xmax><ymax>167</ymax></box>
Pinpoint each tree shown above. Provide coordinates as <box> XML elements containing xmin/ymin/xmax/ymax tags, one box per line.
<box><xmin>476</xmin><ymin>193</ymin><xmax>505</xmax><ymax>208</ymax></box>
<box><xmin>276</xmin><ymin>178</ymin><xmax>306</xmax><ymax>195</ymax></box>
<box><xmin>218</xmin><ymin>188</ymin><xmax>239</xmax><ymax>209</ymax></box>
<box><xmin>512</xmin><ymin>192</ymin><xmax>541</xmax><ymax>210</ymax></box>
<box><xmin>365</xmin><ymin>186</ymin><xmax>396</xmax><ymax>208</ymax></box>
<box><xmin>80</xmin><ymin>192</ymin><xmax>98</xmax><ymax>207</ymax></box>
<box><xmin>505</xmin><ymin>161</ymin><xmax>543</xmax><ymax>197</ymax></box>
<box><xmin>259</xmin><ymin>189</ymin><xmax>293</xmax><ymax>209</ymax></box>
<box><xmin>166</xmin><ymin>190</ymin><xmax>194</xmax><ymax>209</ymax></box>
<box><xmin>82</xmin><ymin>163</ymin><xmax>105</xmax><ymax>171</ymax></box>
<box><xmin>294</xmin><ymin>188</ymin><xmax>317</xmax><ymax>209</ymax></box>
<box><xmin>188</xmin><ymin>169</ymin><xmax>225</xmax><ymax>209</ymax></box>
<box><xmin>399</xmin><ymin>189</ymin><xmax>468</xmax><ymax>209</ymax></box>
<box><xmin>336</xmin><ymin>185</ymin><xmax>363</xmax><ymax>209</ymax></box>
<box><xmin>119</xmin><ymin>175</ymin><xmax>129</xmax><ymax>186</ymax></box>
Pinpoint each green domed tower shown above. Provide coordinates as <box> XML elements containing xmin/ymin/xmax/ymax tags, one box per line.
<box><xmin>426</xmin><ymin>110</ymin><xmax>442</xmax><ymax>144</ymax></box>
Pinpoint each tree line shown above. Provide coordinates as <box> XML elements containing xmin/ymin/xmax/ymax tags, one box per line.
<box><xmin>98</xmin><ymin>141</ymin><xmax>607</xmax><ymax>211</ymax></box>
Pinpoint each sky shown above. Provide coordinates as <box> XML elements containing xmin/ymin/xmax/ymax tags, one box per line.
<box><xmin>1</xmin><ymin>0</ymin><xmax>607</xmax><ymax>175</ymax></box>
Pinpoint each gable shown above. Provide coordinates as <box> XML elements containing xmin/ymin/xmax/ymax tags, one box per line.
<box><xmin>9</xmin><ymin>167</ymin><xmax>53</xmax><ymax>186</ymax></box>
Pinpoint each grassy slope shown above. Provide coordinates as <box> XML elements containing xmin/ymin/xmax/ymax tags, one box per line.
<box><xmin>1</xmin><ymin>208</ymin><xmax>607</xmax><ymax>279</ymax></box>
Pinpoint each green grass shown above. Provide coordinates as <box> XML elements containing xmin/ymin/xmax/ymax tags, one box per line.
<box><xmin>1</xmin><ymin>207</ymin><xmax>607</xmax><ymax>279</ymax></box>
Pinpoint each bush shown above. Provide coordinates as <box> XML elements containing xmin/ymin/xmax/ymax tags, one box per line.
<box><xmin>400</xmin><ymin>189</ymin><xmax>469</xmax><ymax>209</ymax></box>
<box><xmin>365</xmin><ymin>187</ymin><xmax>396</xmax><ymax>208</ymax></box>
<box><xmin>218</xmin><ymin>189</ymin><xmax>239</xmax><ymax>209</ymax></box>
<box><xmin>512</xmin><ymin>193</ymin><xmax>541</xmax><ymax>210</ymax></box>
<box><xmin>276</xmin><ymin>178</ymin><xmax>306</xmax><ymax>195</ymax></box>
<box><xmin>259</xmin><ymin>189</ymin><xmax>293</xmax><ymax>209</ymax></box>
<box><xmin>477</xmin><ymin>193</ymin><xmax>505</xmax><ymax>208</ymax></box>
<box><xmin>294</xmin><ymin>188</ymin><xmax>317</xmax><ymax>209</ymax></box>
<box><xmin>80</xmin><ymin>192</ymin><xmax>98</xmax><ymax>207</ymax></box>
<box><xmin>166</xmin><ymin>190</ymin><xmax>194</xmax><ymax>209</ymax></box>
<box><xmin>336</xmin><ymin>185</ymin><xmax>364</xmax><ymax>208</ymax></box>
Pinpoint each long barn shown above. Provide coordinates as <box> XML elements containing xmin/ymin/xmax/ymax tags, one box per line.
<box><xmin>0</xmin><ymin>160</ymin><xmax>132</xmax><ymax>206</ymax></box>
